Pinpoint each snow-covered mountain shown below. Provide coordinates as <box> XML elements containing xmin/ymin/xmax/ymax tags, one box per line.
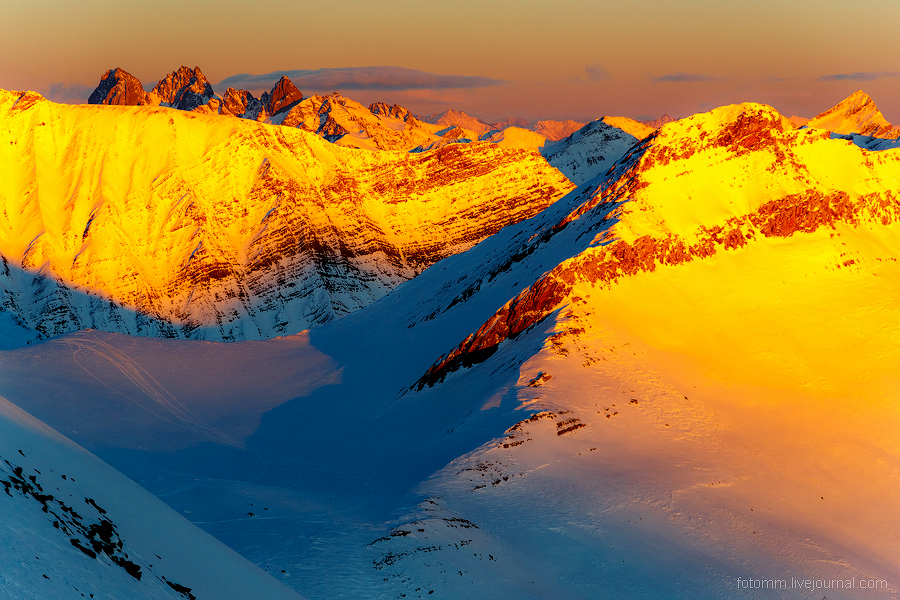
<box><xmin>86</xmin><ymin>67</ymin><xmax>683</xmax><ymax>161</ymax></box>
<box><xmin>0</xmin><ymin>393</ymin><xmax>304</xmax><ymax>599</ymax></box>
<box><xmin>540</xmin><ymin>116</ymin><xmax>654</xmax><ymax>185</ymax></box>
<box><xmin>274</xmin><ymin>93</ymin><xmax>471</xmax><ymax>151</ymax></box>
<box><xmin>479</xmin><ymin>126</ymin><xmax>549</xmax><ymax>151</ymax></box>
<box><xmin>807</xmin><ymin>90</ymin><xmax>899</xmax><ymax>138</ymax></box>
<box><xmin>3</xmin><ymin>93</ymin><xmax>900</xmax><ymax>599</ymax></box>
<box><xmin>0</xmin><ymin>90</ymin><xmax>573</xmax><ymax>341</ymax></box>
<box><xmin>423</xmin><ymin>108</ymin><xmax>496</xmax><ymax>137</ymax></box>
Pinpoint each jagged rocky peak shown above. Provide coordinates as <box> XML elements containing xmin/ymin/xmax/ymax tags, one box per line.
<box><xmin>152</xmin><ymin>66</ymin><xmax>215</xmax><ymax>111</ymax></box>
<box><xmin>260</xmin><ymin>76</ymin><xmax>303</xmax><ymax>116</ymax></box>
<box><xmin>87</xmin><ymin>68</ymin><xmax>151</xmax><ymax>106</ymax></box>
<box><xmin>368</xmin><ymin>102</ymin><xmax>412</xmax><ymax>121</ymax></box>
<box><xmin>221</xmin><ymin>87</ymin><xmax>262</xmax><ymax>119</ymax></box>
<box><xmin>808</xmin><ymin>90</ymin><xmax>899</xmax><ymax>138</ymax></box>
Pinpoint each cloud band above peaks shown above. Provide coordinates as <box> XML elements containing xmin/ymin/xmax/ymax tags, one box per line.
<box><xmin>817</xmin><ymin>71</ymin><xmax>900</xmax><ymax>82</ymax></box>
<box><xmin>653</xmin><ymin>72</ymin><xmax>716</xmax><ymax>83</ymax></box>
<box><xmin>219</xmin><ymin>67</ymin><xmax>506</xmax><ymax>92</ymax></box>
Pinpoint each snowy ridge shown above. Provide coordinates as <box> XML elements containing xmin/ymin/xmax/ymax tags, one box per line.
<box><xmin>421</xmin><ymin>101</ymin><xmax>900</xmax><ymax>383</ymax></box>
<box><xmin>387</xmin><ymin>100</ymin><xmax>900</xmax><ymax>598</ymax></box>
<box><xmin>423</xmin><ymin>108</ymin><xmax>496</xmax><ymax>137</ymax></box>
<box><xmin>479</xmin><ymin>126</ymin><xmax>549</xmax><ymax>151</ymax></box>
<box><xmin>806</xmin><ymin>90</ymin><xmax>900</xmax><ymax>138</ymax></box>
<box><xmin>274</xmin><ymin>93</ymin><xmax>470</xmax><ymax>151</ymax></box>
<box><xmin>540</xmin><ymin>116</ymin><xmax>652</xmax><ymax>185</ymax></box>
<box><xmin>2</xmin><ymin>97</ymin><xmax>900</xmax><ymax>599</ymax></box>
<box><xmin>0</xmin><ymin>89</ymin><xmax>573</xmax><ymax>341</ymax></box>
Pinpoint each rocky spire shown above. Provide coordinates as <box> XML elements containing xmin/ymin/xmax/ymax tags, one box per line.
<box><xmin>88</xmin><ymin>68</ymin><xmax>151</xmax><ymax>106</ymax></box>
<box><xmin>220</xmin><ymin>88</ymin><xmax>262</xmax><ymax>119</ymax></box>
<box><xmin>368</xmin><ymin>102</ymin><xmax>413</xmax><ymax>121</ymax></box>
<box><xmin>260</xmin><ymin>76</ymin><xmax>303</xmax><ymax>116</ymax></box>
<box><xmin>152</xmin><ymin>66</ymin><xmax>215</xmax><ymax>111</ymax></box>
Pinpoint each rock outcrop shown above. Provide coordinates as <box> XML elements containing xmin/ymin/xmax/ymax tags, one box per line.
<box><xmin>219</xmin><ymin>87</ymin><xmax>263</xmax><ymax>119</ymax></box>
<box><xmin>152</xmin><ymin>66</ymin><xmax>215</xmax><ymax>111</ymax></box>
<box><xmin>87</xmin><ymin>68</ymin><xmax>152</xmax><ymax>106</ymax></box>
<box><xmin>260</xmin><ymin>76</ymin><xmax>303</xmax><ymax>116</ymax></box>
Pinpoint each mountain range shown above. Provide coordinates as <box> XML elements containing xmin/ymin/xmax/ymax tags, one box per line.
<box><xmin>0</xmin><ymin>88</ymin><xmax>573</xmax><ymax>342</ymax></box>
<box><xmin>1</xmin><ymin>84</ymin><xmax>899</xmax><ymax>599</ymax></box>
<box><xmin>84</xmin><ymin>66</ymin><xmax>661</xmax><ymax>151</ymax></box>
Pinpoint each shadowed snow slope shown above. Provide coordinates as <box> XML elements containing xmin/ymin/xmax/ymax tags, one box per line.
<box><xmin>0</xmin><ymin>395</ymin><xmax>304</xmax><ymax>599</ymax></box>
<box><xmin>2</xmin><ymin>100</ymin><xmax>900</xmax><ymax>599</ymax></box>
<box><xmin>540</xmin><ymin>116</ymin><xmax>653</xmax><ymax>186</ymax></box>
<box><xmin>0</xmin><ymin>90</ymin><xmax>572</xmax><ymax>341</ymax></box>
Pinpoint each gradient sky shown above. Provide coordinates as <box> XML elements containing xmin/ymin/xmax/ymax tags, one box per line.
<box><xmin>2</xmin><ymin>0</ymin><xmax>899</xmax><ymax>123</ymax></box>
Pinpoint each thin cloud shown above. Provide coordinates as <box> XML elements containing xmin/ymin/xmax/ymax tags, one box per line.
<box><xmin>816</xmin><ymin>71</ymin><xmax>900</xmax><ymax>82</ymax></box>
<box><xmin>584</xmin><ymin>63</ymin><xmax>608</xmax><ymax>82</ymax></box>
<box><xmin>654</xmin><ymin>72</ymin><xmax>716</xmax><ymax>83</ymax></box>
<box><xmin>219</xmin><ymin>67</ymin><xmax>506</xmax><ymax>92</ymax></box>
<box><xmin>44</xmin><ymin>82</ymin><xmax>94</xmax><ymax>104</ymax></box>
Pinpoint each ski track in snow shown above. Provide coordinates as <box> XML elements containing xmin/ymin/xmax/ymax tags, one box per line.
<box><xmin>63</xmin><ymin>331</ymin><xmax>239</xmax><ymax>447</ymax></box>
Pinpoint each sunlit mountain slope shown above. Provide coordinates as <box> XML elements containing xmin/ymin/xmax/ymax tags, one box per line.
<box><xmin>480</xmin><ymin>126</ymin><xmax>549</xmax><ymax>151</ymax></box>
<box><xmin>402</xmin><ymin>101</ymin><xmax>900</xmax><ymax>598</ymax></box>
<box><xmin>423</xmin><ymin>108</ymin><xmax>496</xmax><ymax>137</ymax></box>
<box><xmin>807</xmin><ymin>90</ymin><xmax>899</xmax><ymax>138</ymax></box>
<box><xmin>274</xmin><ymin>93</ymin><xmax>473</xmax><ymax>151</ymax></box>
<box><xmin>0</xmin><ymin>90</ymin><xmax>573</xmax><ymax>341</ymax></box>
<box><xmin>3</xmin><ymin>97</ymin><xmax>899</xmax><ymax>599</ymax></box>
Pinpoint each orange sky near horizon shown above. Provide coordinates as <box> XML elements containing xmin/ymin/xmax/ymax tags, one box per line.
<box><xmin>2</xmin><ymin>0</ymin><xmax>898</xmax><ymax>123</ymax></box>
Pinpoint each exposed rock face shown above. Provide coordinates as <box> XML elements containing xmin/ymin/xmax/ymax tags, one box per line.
<box><xmin>369</xmin><ymin>102</ymin><xmax>412</xmax><ymax>121</ymax></box>
<box><xmin>260</xmin><ymin>76</ymin><xmax>303</xmax><ymax>116</ymax></box>
<box><xmin>220</xmin><ymin>87</ymin><xmax>263</xmax><ymax>119</ymax></box>
<box><xmin>87</xmin><ymin>68</ymin><xmax>151</xmax><ymax>106</ymax></box>
<box><xmin>440</xmin><ymin>126</ymin><xmax>467</xmax><ymax>139</ymax></box>
<box><xmin>87</xmin><ymin>68</ymin><xmax>305</xmax><ymax>122</ymax></box>
<box><xmin>152</xmin><ymin>66</ymin><xmax>215</xmax><ymax>111</ymax></box>
<box><xmin>0</xmin><ymin>90</ymin><xmax>574</xmax><ymax>341</ymax></box>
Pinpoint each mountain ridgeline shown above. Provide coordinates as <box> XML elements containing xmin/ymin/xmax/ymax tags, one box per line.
<box><xmin>3</xmin><ymin>83</ymin><xmax>898</xmax><ymax>345</ymax></box>
<box><xmin>1</xmin><ymin>80</ymin><xmax>900</xmax><ymax>600</ymax></box>
<box><xmin>0</xmin><ymin>89</ymin><xmax>574</xmax><ymax>342</ymax></box>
